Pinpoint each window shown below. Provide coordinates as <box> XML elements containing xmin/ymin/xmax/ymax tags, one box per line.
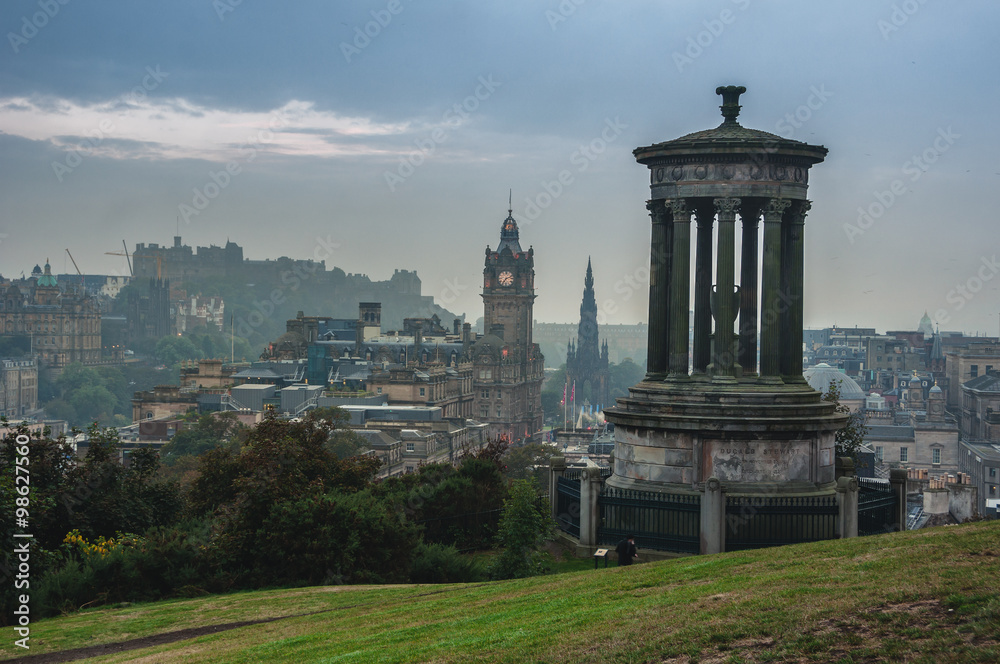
<box><xmin>875</xmin><ymin>446</ymin><xmax>884</xmax><ymax>461</ymax></box>
<box><xmin>971</xmin><ymin>365</ymin><xmax>979</xmax><ymax>378</ymax></box>
<box><xmin>990</xmin><ymin>467</ymin><xmax>997</xmax><ymax>478</ymax></box>
<box><xmin>496</xmin><ymin>408</ymin><xmax>502</xmax><ymax>418</ymax></box>
<box><xmin>900</xmin><ymin>447</ymin><xmax>908</xmax><ymax>463</ymax></box>
<box><xmin>481</xmin><ymin>389</ymin><xmax>489</xmax><ymax>398</ymax></box>
<box><xmin>480</xmin><ymin>407</ymin><xmax>488</xmax><ymax>418</ymax></box>
<box><xmin>932</xmin><ymin>448</ymin><xmax>941</xmax><ymax>465</ymax></box>
<box><xmin>405</xmin><ymin>442</ymin><xmax>414</xmax><ymax>452</ymax></box>
<box><xmin>376</xmin><ymin>387</ymin><xmax>382</xmax><ymax>394</ymax></box>
<box><xmin>419</xmin><ymin>387</ymin><xmax>425</xmax><ymax>396</ymax></box>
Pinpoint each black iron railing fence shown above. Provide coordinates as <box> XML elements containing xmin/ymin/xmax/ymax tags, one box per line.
<box><xmin>724</xmin><ymin>494</ymin><xmax>838</xmax><ymax>551</ymax></box>
<box><xmin>555</xmin><ymin>475</ymin><xmax>581</xmax><ymax>538</ymax></box>
<box><xmin>858</xmin><ymin>477</ymin><xmax>899</xmax><ymax>536</ymax></box>
<box><xmin>598</xmin><ymin>487</ymin><xmax>701</xmax><ymax>554</ymax></box>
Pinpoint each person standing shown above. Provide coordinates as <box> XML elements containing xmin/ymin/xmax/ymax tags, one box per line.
<box><xmin>615</xmin><ymin>534</ymin><xmax>638</xmax><ymax>566</ymax></box>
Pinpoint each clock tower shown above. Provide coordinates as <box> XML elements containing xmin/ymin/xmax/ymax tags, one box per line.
<box><xmin>472</xmin><ymin>203</ymin><xmax>544</xmax><ymax>440</ymax></box>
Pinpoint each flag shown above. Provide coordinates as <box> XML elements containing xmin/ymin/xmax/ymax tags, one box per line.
<box><xmin>561</xmin><ymin>383</ymin><xmax>566</xmax><ymax>405</ymax></box>
<box><xmin>571</xmin><ymin>381</ymin><xmax>576</xmax><ymax>403</ymax></box>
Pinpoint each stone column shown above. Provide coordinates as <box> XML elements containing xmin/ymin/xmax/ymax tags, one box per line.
<box><xmin>645</xmin><ymin>200</ymin><xmax>670</xmax><ymax>380</ymax></box>
<box><xmin>667</xmin><ymin>199</ymin><xmax>691</xmax><ymax>378</ymax></box>
<box><xmin>700</xmin><ymin>477</ymin><xmax>724</xmax><ymax>554</ymax></box>
<box><xmin>577</xmin><ymin>465</ymin><xmax>604</xmax><ymax>554</ymax></box>
<box><xmin>739</xmin><ymin>201</ymin><xmax>761</xmax><ymax>374</ymax></box>
<box><xmin>692</xmin><ymin>202</ymin><xmax>714</xmax><ymax>374</ymax></box>
<box><xmin>759</xmin><ymin>198</ymin><xmax>790</xmax><ymax>381</ymax></box>
<box><xmin>548</xmin><ymin>455</ymin><xmax>566</xmax><ymax>522</ymax></box>
<box><xmin>836</xmin><ymin>475</ymin><xmax>859</xmax><ymax>539</ymax></box>
<box><xmin>889</xmin><ymin>468</ymin><xmax>908</xmax><ymax>532</ymax></box>
<box><xmin>711</xmin><ymin>197</ymin><xmax>741</xmax><ymax>381</ymax></box>
<box><xmin>781</xmin><ymin>200</ymin><xmax>809</xmax><ymax>381</ymax></box>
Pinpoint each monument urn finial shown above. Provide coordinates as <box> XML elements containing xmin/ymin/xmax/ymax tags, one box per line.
<box><xmin>716</xmin><ymin>85</ymin><xmax>747</xmax><ymax>124</ymax></box>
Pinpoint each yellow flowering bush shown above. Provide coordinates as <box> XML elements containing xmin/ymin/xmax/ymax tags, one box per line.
<box><xmin>62</xmin><ymin>529</ymin><xmax>143</xmax><ymax>558</ymax></box>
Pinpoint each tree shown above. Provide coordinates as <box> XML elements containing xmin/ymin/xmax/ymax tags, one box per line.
<box><xmin>154</xmin><ymin>336</ymin><xmax>202</xmax><ymax>366</ymax></box>
<box><xmin>188</xmin><ymin>413</ymin><xmax>388</xmax><ymax>587</ymax></box>
<box><xmin>608</xmin><ymin>357</ymin><xmax>646</xmax><ymax>398</ymax></box>
<box><xmin>502</xmin><ymin>442</ymin><xmax>560</xmax><ymax>487</ymax></box>
<box><xmin>159</xmin><ymin>412</ymin><xmax>246</xmax><ymax>464</ymax></box>
<box><xmin>822</xmin><ymin>379</ymin><xmax>869</xmax><ymax>460</ymax></box>
<box><xmin>487</xmin><ymin>480</ymin><xmax>553</xmax><ymax>580</ymax></box>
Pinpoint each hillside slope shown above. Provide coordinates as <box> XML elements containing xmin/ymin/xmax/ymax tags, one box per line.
<box><xmin>7</xmin><ymin>521</ymin><xmax>1000</xmax><ymax>663</ymax></box>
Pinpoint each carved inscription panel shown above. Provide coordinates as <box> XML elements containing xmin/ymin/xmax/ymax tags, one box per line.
<box><xmin>704</xmin><ymin>440</ymin><xmax>812</xmax><ymax>483</ymax></box>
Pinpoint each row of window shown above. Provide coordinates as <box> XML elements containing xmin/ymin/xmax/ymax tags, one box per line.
<box><xmin>874</xmin><ymin>446</ymin><xmax>941</xmax><ymax>464</ymax></box>
<box><xmin>969</xmin><ymin>364</ymin><xmax>994</xmax><ymax>378</ymax></box>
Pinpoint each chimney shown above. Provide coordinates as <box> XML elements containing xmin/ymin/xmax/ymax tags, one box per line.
<box><xmin>413</xmin><ymin>321</ymin><xmax>423</xmax><ymax>365</ymax></box>
<box><xmin>355</xmin><ymin>317</ymin><xmax>363</xmax><ymax>357</ymax></box>
<box><xmin>454</xmin><ymin>318</ymin><xmax>461</xmax><ymax>336</ymax></box>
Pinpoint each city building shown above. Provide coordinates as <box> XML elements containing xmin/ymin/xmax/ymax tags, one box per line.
<box><xmin>958</xmin><ymin>439</ymin><xmax>999</xmax><ymax>518</ymax></box>
<box><xmin>0</xmin><ymin>359</ymin><xmax>38</xmax><ymax>418</ymax></box>
<box><xmin>470</xmin><ymin>205</ymin><xmax>545</xmax><ymax>440</ymax></box>
<box><xmin>865</xmin><ymin>381</ymin><xmax>958</xmax><ymax>473</ymax></box>
<box><xmin>534</xmin><ymin>322</ymin><xmax>647</xmax><ymax>367</ymax></box>
<box><xmin>945</xmin><ymin>342</ymin><xmax>1000</xmax><ymax>410</ymax></box>
<box><xmin>565</xmin><ymin>259</ymin><xmax>610</xmax><ymax>410</ymax></box>
<box><xmin>0</xmin><ymin>261</ymin><xmax>102</xmax><ymax>374</ymax></box>
<box><xmin>960</xmin><ymin>371</ymin><xmax>1000</xmax><ymax>442</ymax></box>
<box><xmin>366</xmin><ymin>363</ymin><xmax>474</xmax><ymax>419</ymax></box>
<box><xmin>126</xmin><ymin>278</ymin><xmax>171</xmax><ymax>341</ymax></box>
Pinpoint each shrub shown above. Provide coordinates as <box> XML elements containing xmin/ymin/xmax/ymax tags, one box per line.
<box><xmin>409</xmin><ymin>543</ymin><xmax>485</xmax><ymax>584</ymax></box>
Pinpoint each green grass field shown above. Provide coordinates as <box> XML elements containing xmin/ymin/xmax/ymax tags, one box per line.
<box><xmin>6</xmin><ymin>521</ymin><xmax>999</xmax><ymax>663</ymax></box>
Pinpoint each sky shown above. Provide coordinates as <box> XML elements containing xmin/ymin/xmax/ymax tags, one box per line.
<box><xmin>2</xmin><ymin>0</ymin><xmax>999</xmax><ymax>335</ymax></box>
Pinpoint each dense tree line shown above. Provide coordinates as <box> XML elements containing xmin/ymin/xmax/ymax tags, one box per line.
<box><xmin>0</xmin><ymin>412</ymin><xmax>554</xmax><ymax>624</ymax></box>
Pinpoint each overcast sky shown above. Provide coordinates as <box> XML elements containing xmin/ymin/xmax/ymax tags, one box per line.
<box><xmin>2</xmin><ymin>1</ymin><xmax>998</xmax><ymax>335</ymax></box>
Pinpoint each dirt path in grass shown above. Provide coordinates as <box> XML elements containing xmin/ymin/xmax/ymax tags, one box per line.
<box><xmin>6</xmin><ymin>584</ymin><xmax>486</xmax><ymax>663</ymax></box>
<box><xmin>6</xmin><ymin>614</ymin><xmax>307</xmax><ymax>664</ymax></box>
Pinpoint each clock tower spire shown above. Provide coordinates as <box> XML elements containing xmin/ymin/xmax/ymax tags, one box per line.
<box><xmin>473</xmin><ymin>200</ymin><xmax>544</xmax><ymax>441</ymax></box>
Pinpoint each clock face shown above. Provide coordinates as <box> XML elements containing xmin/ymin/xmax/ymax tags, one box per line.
<box><xmin>498</xmin><ymin>271</ymin><xmax>514</xmax><ymax>287</ymax></box>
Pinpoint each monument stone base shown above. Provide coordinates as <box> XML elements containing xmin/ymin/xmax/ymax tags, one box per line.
<box><xmin>604</xmin><ymin>378</ymin><xmax>847</xmax><ymax>497</ymax></box>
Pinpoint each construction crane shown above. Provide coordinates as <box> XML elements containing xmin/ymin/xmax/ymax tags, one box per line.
<box><xmin>65</xmin><ymin>248</ymin><xmax>84</xmax><ymax>286</ymax></box>
<box><xmin>104</xmin><ymin>239</ymin><xmax>134</xmax><ymax>277</ymax></box>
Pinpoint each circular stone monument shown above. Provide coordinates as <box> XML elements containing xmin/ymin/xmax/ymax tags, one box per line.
<box><xmin>604</xmin><ymin>86</ymin><xmax>847</xmax><ymax>496</ymax></box>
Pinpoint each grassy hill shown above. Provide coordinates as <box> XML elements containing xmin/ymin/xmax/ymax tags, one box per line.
<box><xmin>8</xmin><ymin>521</ymin><xmax>1000</xmax><ymax>663</ymax></box>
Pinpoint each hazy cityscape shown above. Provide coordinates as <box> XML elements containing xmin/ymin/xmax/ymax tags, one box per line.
<box><xmin>2</xmin><ymin>2</ymin><xmax>999</xmax><ymax>662</ymax></box>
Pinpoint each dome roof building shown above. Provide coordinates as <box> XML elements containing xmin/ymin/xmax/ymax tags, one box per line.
<box><xmin>804</xmin><ymin>363</ymin><xmax>866</xmax><ymax>411</ymax></box>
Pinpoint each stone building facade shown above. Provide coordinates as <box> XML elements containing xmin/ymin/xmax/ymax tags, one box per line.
<box><xmin>0</xmin><ymin>262</ymin><xmax>101</xmax><ymax>373</ymax></box>
<box><xmin>366</xmin><ymin>362</ymin><xmax>474</xmax><ymax>419</ymax></box>
<box><xmin>0</xmin><ymin>359</ymin><xmax>38</xmax><ymax>418</ymax></box>
<box><xmin>471</xmin><ymin>206</ymin><xmax>545</xmax><ymax>441</ymax></box>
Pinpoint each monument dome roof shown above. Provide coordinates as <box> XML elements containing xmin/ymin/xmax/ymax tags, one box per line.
<box><xmin>635</xmin><ymin>85</ymin><xmax>827</xmax><ymax>160</ymax></box>
<box><xmin>804</xmin><ymin>363</ymin><xmax>865</xmax><ymax>400</ymax></box>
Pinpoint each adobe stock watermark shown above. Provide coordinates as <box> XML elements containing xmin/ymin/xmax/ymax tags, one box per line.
<box><xmin>673</xmin><ymin>0</ymin><xmax>752</xmax><ymax>73</ymax></box>
<box><xmin>213</xmin><ymin>0</ymin><xmax>243</xmax><ymax>21</ymax></box>
<box><xmin>878</xmin><ymin>0</ymin><xmax>932</xmax><ymax>40</ymax></box>
<box><xmin>7</xmin><ymin>0</ymin><xmax>71</xmax><ymax>54</ymax></box>
<box><xmin>932</xmin><ymin>255</ymin><xmax>1000</xmax><ymax>327</ymax></box>
<box><xmin>545</xmin><ymin>0</ymin><xmax>588</xmax><ymax>31</ymax></box>
<box><xmin>51</xmin><ymin>66</ymin><xmax>170</xmax><ymax>182</ymax></box>
<box><xmin>774</xmin><ymin>85</ymin><xmax>832</xmax><ymax>138</ymax></box>
<box><xmin>384</xmin><ymin>75</ymin><xmax>502</xmax><ymax>192</ymax></box>
<box><xmin>177</xmin><ymin>110</ymin><xmax>290</xmax><ymax>224</ymax></box>
<box><xmin>843</xmin><ymin>126</ymin><xmax>959</xmax><ymax>244</ymax></box>
<box><xmin>521</xmin><ymin>117</ymin><xmax>627</xmax><ymax>223</ymax></box>
<box><xmin>340</xmin><ymin>0</ymin><xmax>410</xmax><ymax>63</ymax></box>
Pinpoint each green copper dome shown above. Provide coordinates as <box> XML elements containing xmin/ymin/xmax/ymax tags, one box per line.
<box><xmin>37</xmin><ymin>260</ymin><xmax>58</xmax><ymax>287</ymax></box>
